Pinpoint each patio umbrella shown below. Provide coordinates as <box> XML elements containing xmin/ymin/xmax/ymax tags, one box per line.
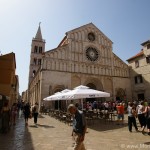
<box><xmin>60</xmin><ymin>85</ymin><xmax>110</xmax><ymax>100</ymax></box>
<box><xmin>43</xmin><ymin>89</ymin><xmax>71</xmax><ymax>110</ymax></box>
<box><xmin>43</xmin><ymin>92</ymin><xmax>61</xmax><ymax>101</ymax></box>
<box><xmin>43</xmin><ymin>89</ymin><xmax>71</xmax><ymax>101</ymax></box>
<box><xmin>59</xmin><ymin>85</ymin><xmax>110</xmax><ymax>109</ymax></box>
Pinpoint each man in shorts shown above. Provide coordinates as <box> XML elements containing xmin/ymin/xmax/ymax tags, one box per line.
<box><xmin>116</xmin><ymin>103</ymin><xmax>124</xmax><ymax>125</ymax></box>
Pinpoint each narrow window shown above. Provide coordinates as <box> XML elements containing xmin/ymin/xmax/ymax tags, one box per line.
<box><xmin>135</xmin><ymin>75</ymin><xmax>143</xmax><ymax>84</ymax></box>
<box><xmin>38</xmin><ymin>59</ymin><xmax>41</xmax><ymax>65</ymax></box>
<box><xmin>135</xmin><ymin>60</ymin><xmax>139</xmax><ymax>68</ymax></box>
<box><xmin>33</xmin><ymin>58</ymin><xmax>37</xmax><ymax>65</ymax></box>
<box><xmin>146</xmin><ymin>56</ymin><xmax>150</xmax><ymax>63</ymax></box>
<box><xmin>135</xmin><ymin>76</ymin><xmax>137</xmax><ymax>84</ymax></box>
<box><xmin>139</xmin><ymin>75</ymin><xmax>143</xmax><ymax>83</ymax></box>
<box><xmin>39</xmin><ymin>47</ymin><xmax>42</xmax><ymax>53</ymax></box>
<box><xmin>33</xmin><ymin>70</ymin><xmax>36</xmax><ymax>77</ymax></box>
<box><xmin>34</xmin><ymin>46</ymin><xmax>38</xmax><ymax>53</ymax></box>
<box><xmin>147</xmin><ymin>44</ymin><xmax>150</xmax><ymax>49</ymax></box>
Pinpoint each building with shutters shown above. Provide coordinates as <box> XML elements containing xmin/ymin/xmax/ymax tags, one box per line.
<box><xmin>0</xmin><ymin>52</ymin><xmax>19</xmax><ymax>107</ymax></box>
<box><xmin>127</xmin><ymin>40</ymin><xmax>150</xmax><ymax>101</ymax></box>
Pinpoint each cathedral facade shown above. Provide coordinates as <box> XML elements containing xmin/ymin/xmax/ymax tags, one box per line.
<box><xmin>28</xmin><ymin>23</ymin><xmax>132</xmax><ymax>109</ymax></box>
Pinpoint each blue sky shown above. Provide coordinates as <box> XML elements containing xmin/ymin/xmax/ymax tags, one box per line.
<box><xmin>0</xmin><ymin>0</ymin><xmax>150</xmax><ymax>94</ymax></box>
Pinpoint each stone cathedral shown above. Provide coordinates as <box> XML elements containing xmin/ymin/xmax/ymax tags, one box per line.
<box><xmin>28</xmin><ymin>23</ymin><xmax>132</xmax><ymax>109</ymax></box>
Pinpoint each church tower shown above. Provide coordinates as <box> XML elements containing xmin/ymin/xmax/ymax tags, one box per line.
<box><xmin>28</xmin><ymin>23</ymin><xmax>45</xmax><ymax>85</ymax></box>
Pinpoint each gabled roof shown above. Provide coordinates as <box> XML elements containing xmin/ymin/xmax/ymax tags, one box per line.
<box><xmin>57</xmin><ymin>36</ymin><xmax>67</xmax><ymax>47</ymax></box>
<box><xmin>141</xmin><ymin>40</ymin><xmax>150</xmax><ymax>46</ymax></box>
<box><xmin>113</xmin><ymin>53</ymin><xmax>128</xmax><ymax>66</ymax></box>
<box><xmin>126</xmin><ymin>50</ymin><xmax>144</xmax><ymax>62</ymax></box>
<box><xmin>66</xmin><ymin>22</ymin><xmax>92</xmax><ymax>33</ymax></box>
<box><xmin>57</xmin><ymin>23</ymin><xmax>113</xmax><ymax>48</ymax></box>
<box><xmin>67</xmin><ymin>22</ymin><xmax>113</xmax><ymax>43</ymax></box>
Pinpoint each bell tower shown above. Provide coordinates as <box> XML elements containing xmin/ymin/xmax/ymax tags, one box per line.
<box><xmin>28</xmin><ymin>23</ymin><xmax>45</xmax><ymax>85</ymax></box>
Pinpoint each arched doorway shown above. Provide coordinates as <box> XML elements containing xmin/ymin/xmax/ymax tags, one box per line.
<box><xmin>86</xmin><ymin>83</ymin><xmax>97</xmax><ymax>102</ymax></box>
<box><xmin>116</xmin><ymin>88</ymin><xmax>126</xmax><ymax>102</ymax></box>
<box><xmin>85</xmin><ymin>83</ymin><xmax>106</xmax><ymax>104</ymax></box>
<box><xmin>52</xmin><ymin>85</ymin><xmax>64</xmax><ymax>110</ymax></box>
<box><xmin>86</xmin><ymin>83</ymin><xmax>96</xmax><ymax>90</ymax></box>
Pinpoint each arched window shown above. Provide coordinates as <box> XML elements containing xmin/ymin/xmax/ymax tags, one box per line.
<box><xmin>33</xmin><ymin>58</ymin><xmax>37</xmax><ymax>65</ymax></box>
<box><xmin>38</xmin><ymin>59</ymin><xmax>41</xmax><ymax>65</ymax></box>
<box><xmin>33</xmin><ymin>70</ymin><xmax>36</xmax><ymax>77</ymax></box>
<box><xmin>34</xmin><ymin>46</ymin><xmax>38</xmax><ymax>53</ymax></box>
<box><xmin>39</xmin><ymin>47</ymin><xmax>42</xmax><ymax>53</ymax></box>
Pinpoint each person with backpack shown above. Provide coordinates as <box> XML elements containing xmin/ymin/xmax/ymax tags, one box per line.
<box><xmin>127</xmin><ymin>102</ymin><xmax>139</xmax><ymax>132</ymax></box>
<box><xmin>23</xmin><ymin>102</ymin><xmax>31</xmax><ymax>126</ymax></box>
<box><xmin>32</xmin><ymin>102</ymin><xmax>39</xmax><ymax>126</ymax></box>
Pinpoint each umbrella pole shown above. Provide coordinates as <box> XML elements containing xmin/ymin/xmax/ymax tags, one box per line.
<box><xmin>66</xmin><ymin>100</ymin><xmax>67</xmax><ymax>111</ymax></box>
<box><xmin>81</xmin><ymin>99</ymin><xmax>83</xmax><ymax>110</ymax></box>
<box><xmin>58</xmin><ymin>101</ymin><xmax>59</xmax><ymax>110</ymax></box>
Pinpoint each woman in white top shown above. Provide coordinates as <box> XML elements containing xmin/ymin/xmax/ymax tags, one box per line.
<box><xmin>136</xmin><ymin>101</ymin><xmax>146</xmax><ymax>133</ymax></box>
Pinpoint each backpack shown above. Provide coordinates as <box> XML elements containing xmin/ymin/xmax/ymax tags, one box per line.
<box><xmin>32</xmin><ymin>106</ymin><xmax>36</xmax><ymax>113</ymax></box>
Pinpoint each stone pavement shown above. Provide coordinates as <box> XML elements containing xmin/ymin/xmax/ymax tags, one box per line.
<box><xmin>0</xmin><ymin>114</ymin><xmax>150</xmax><ymax>150</ymax></box>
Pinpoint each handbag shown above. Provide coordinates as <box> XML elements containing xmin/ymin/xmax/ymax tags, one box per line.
<box><xmin>29</xmin><ymin>113</ymin><xmax>32</xmax><ymax>119</ymax></box>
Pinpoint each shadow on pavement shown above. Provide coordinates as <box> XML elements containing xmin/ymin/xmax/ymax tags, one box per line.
<box><xmin>38</xmin><ymin>115</ymin><xmax>45</xmax><ymax>118</ymax></box>
<box><xmin>87</xmin><ymin>119</ymin><xmax>128</xmax><ymax>131</ymax></box>
<box><xmin>0</xmin><ymin>117</ymin><xmax>35</xmax><ymax>150</ymax></box>
<box><xmin>29</xmin><ymin>124</ymin><xmax>55</xmax><ymax>128</ymax></box>
<box><xmin>37</xmin><ymin>124</ymin><xmax>55</xmax><ymax>128</ymax></box>
<box><xmin>144</xmin><ymin>142</ymin><xmax>150</xmax><ymax>145</ymax></box>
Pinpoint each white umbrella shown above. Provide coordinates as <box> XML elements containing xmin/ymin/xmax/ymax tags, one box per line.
<box><xmin>43</xmin><ymin>89</ymin><xmax>71</xmax><ymax>110</ymax></box>
<box><xmin>43</xmin><ymin>89</ymin><xmax>71</xmax><ymax>101</ymax></box>
<box><xmin>60</xmin><ymin>85</ymin><xmax>110</xmax><ymax>100</ymax></box>
<box><xmin>43</xmin><ymin>92</ymin><xmax>61</xmax><ymax>101</ymax></box>
<box><xmin>59</xmin><ymin>85</ymin><xmax>110</xmax><ymax>110</ymax></box>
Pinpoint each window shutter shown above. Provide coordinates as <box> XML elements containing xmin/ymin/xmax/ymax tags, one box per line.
<box><xmin>146</xmin><ymin>56</ymin><xmax>150</xmax><ymax>63</ymax></box>
<box><xmin>140</xmin><ymin>75</ymin><xmax>143</xmax><ymax>83</ymax></box>
<box><xmin>135</xmin><ymin>76</ymin><xmax>137</xmax><ymax>84</ymax></box>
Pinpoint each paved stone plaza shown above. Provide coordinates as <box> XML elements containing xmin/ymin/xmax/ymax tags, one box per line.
<box><xmin>0</xmin><ymin>114</ymin><xmax>150</xmax><ymax>150</ymax></box>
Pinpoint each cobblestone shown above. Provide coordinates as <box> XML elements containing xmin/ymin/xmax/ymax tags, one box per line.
<box><xmin>0</xmin><ymin>114</ymin><xmax>150</xmax><ymax>150</ymax></box>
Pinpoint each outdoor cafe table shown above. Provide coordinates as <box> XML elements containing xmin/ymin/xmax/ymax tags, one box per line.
<box><xmin>109</xmin><ymin>112</ymin><xmax>117</xmax><ymax>121</ymax></box>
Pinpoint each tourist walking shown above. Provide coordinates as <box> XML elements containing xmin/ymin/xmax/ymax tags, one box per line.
<box><xmin>127</xmin><ymin>102</ymin><xmax>139</xmax><ymax>132</ymax></box>
<box><xmin>1</xmin><ymin>101</ymin><xmax>10</xmax><ymax>133</ymax></box>
<box><xmin>116</xmin><ymin>103</ymin><xmax>124</xmax><ymax>125</ymax></box>
<box><xmin>17</xmin><ymin>100</ymin><xmax>23</xmax><ymax>118</ymax></box>
<box><xmin>143</xmin><ymin>102</ymin><xmax>150</xmax><ymax>135</ymax></box>
<box><xmin>136</xmin><ymin>101</ymin><xmax>146</xmax><ymax>133</ymax></box>
<box><xmin>67</xmin><ymin>104</ymin><xmax>87</xmax><ymax>150</ymax></box>
<box><xmin>32</xmin><ymin>102</ymin><xmax>39</xmax><ymax>126</ymax></box>
<box><xmin>23</xmin><ymin>102</ymin><xmax>31</xmax><ymax>126</ymax></box>
<box><xmin>11</xmin><ymin>103</ymin><xmax>18</xmax><ymax>125</ymax></box>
